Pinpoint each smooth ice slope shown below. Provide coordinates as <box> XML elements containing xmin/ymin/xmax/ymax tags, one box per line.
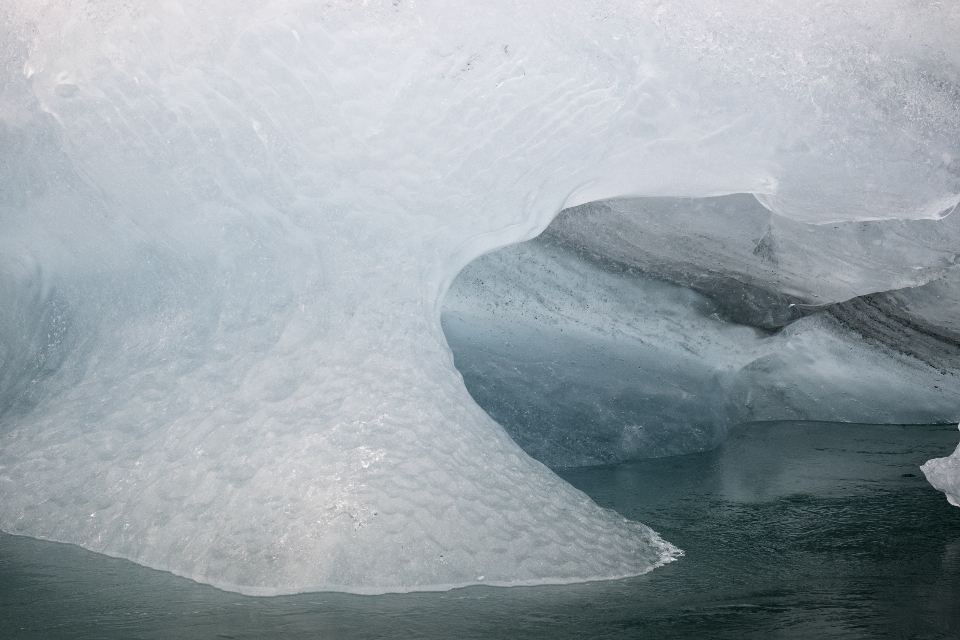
<box><xmin>1</xmin><ymin>0</ymin><xmax>959</xmax><ymax>593</ymax></box>
<box><xmin>547</xmin><ymin>195</ymin><xmax>960</xmax><ymax>328</ymax></box>
<box><xmin>443</xmin><ymin>237</ymin><xmax>771</xmax><ymax>466</ymax></box>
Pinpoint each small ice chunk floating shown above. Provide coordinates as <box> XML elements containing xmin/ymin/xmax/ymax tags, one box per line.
<box><xmin>922</xmin><ymin>426</ymin><xmax>960</xmax><ymax>508</ymax></box>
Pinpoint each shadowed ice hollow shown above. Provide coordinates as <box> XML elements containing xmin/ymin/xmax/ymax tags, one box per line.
<box><xmin>1</xmin><ymin>0</ymin><xmax>959</xmax><ymax>593</ymax></box>
<box><xmin>443</xmin><ymin>195</ymin><xmax>960</xmax><ymax>467</ymax></box>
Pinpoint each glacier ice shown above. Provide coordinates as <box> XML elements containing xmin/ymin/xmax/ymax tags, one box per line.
<box><xmin>1</xmin><ymin>0</ymin><xmax>959</xmax><ymax>593</ymax></box>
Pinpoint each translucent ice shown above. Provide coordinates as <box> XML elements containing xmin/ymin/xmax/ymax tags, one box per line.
<box><xmin>921</xmin><ymin>426</ymin><xmax>960</xmax><ymax>507</ymax></box>
<box><xmin>1</xmin><ymin>0</ymin><xmax>959</xmax><ymax>593</ymax></box>
<box><xmin>444</xmin><ymin>220</ymin><xmax>960</xmax><ymax>466</ymax></box>
<box><xmin>545</xmin><ymin>195</ymin><xmax>960</xmax><ymax>328</ymax></box>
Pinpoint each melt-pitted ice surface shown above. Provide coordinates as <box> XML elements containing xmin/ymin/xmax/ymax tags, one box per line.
<box><xmin>1</xmin><ymin>0</ymin><xmax>958</xmax><ymax>593</ymax></box>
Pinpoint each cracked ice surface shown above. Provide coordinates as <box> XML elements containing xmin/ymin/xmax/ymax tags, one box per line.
<box><xmin>1</xmin><ymin>0</ymin><xmax>959</xmax><ymax>593</ymax></box>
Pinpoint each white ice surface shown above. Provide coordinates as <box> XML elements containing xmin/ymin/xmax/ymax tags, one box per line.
<box><xmin>1</xmin><ymin>0</ymin><xmax>959</xmax><ymax>593</ymax></box>
<box><xmin>921</xmin><ymin>426</ymin><xmax>960</xmax><ymax>508</ymax></box>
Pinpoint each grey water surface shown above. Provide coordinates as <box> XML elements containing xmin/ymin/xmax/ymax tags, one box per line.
<box><xmin>2</xmin><ymin>421</ymin><xmax>959</xmax><ymax>639</ymax></box>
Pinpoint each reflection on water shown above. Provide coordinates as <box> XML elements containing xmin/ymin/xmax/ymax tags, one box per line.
<box><xmin>2</xmin><ymin>422</ymin><xmax>959</xmax><ymax>639</ymax></box>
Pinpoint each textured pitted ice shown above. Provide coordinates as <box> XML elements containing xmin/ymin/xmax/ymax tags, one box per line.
<box><xmin>0</xmin><ymin>329</ymin><xmax>679</xmax><ymax>593</ymax></box>
<box><xmin>1</xmin><ymin>0</ymin><xmax>958</xmax><ymax>593</ymax></box>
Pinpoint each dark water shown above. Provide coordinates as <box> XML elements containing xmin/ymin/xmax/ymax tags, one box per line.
<box><xmin>2</xmin><ymin>422</ymin><xmax>959</xmax><ymax>639</ymax></box>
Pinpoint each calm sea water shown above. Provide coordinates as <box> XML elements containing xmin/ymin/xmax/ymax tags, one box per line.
<box><xmin>2</xmin><ymin>421</ymin><xmax>959</xmax><ymax>639</ymax></box>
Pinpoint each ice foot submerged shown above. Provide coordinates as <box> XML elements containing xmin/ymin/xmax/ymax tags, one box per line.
<box><xmin>0</xmin><ymin>255</ymin><xmax>680</xmax><ymax>594</ymax></box>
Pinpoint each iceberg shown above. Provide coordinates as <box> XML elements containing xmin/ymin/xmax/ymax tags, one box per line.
<box><xmin>1</xmin><ymin>0</ymin><xmax>958</xmax><ymax>593</ymax></box>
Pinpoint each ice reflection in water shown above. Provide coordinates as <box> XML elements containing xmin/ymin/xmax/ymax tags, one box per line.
<box><xmin>2</xmin><ymin>422</ymin><xmax>959</xmax><ymax>639</ymax></box>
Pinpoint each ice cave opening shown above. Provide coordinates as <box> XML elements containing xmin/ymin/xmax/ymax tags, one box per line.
<box><xmin>2</xmin><ymin>0</ymin><xmax>960</xmax><ymax>603</ymax></box>
<box><xmin>442</xmin><ymin>193</ymin><xmax>960</xmax><ymax>469</ymax></box>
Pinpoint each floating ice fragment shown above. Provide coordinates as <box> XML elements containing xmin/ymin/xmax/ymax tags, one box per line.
<box><xmin>921</xmin><ymin>425</ymin><xmax>960</xmax><ymax>508</ymax></box>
